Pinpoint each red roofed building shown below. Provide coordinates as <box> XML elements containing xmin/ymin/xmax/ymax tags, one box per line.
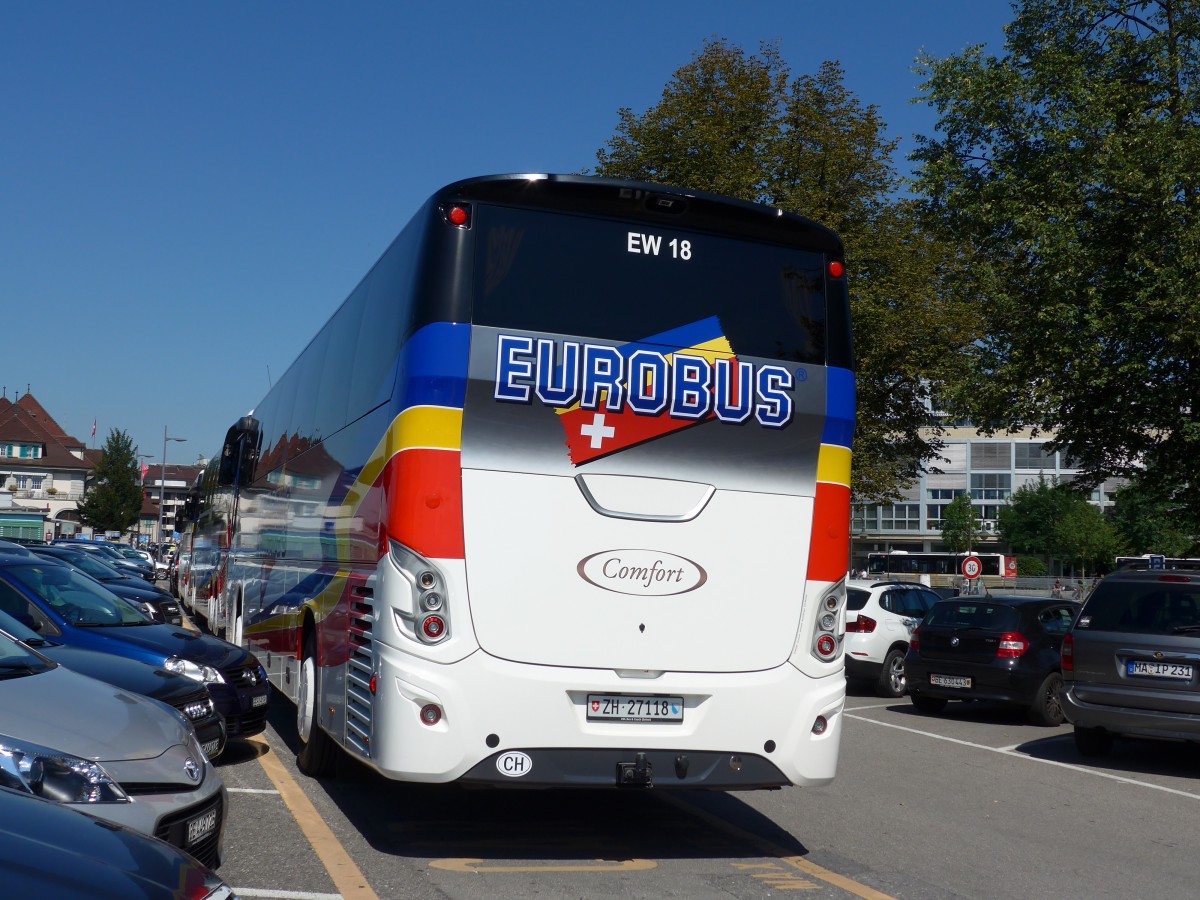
<box><xmin>0</xmin><ymin>389</ymin><xmax>96</xmax><ymax>541</ymax></box>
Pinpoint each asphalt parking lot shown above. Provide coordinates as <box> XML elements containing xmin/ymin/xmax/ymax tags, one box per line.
<box><xmin>208</xmin><ymin>682</ymin><xmax>1200</xmax><ymax>900</ymax></box>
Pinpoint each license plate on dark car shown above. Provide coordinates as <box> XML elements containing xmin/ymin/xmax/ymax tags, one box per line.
<box><xmin>930</xmin><ymin>674</ymin><xmax>972</xmax><ymax>688</ymax></box>
<box><xmin>1127</xmin><ymin>660</ymin><xmax>1193</xmax><ymax>679</ymax></box>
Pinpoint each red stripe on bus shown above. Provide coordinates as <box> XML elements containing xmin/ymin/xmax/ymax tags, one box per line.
<box><xmin>806</xmin><ymin>482</ymin><xmax>851</xmax><ymax>583</ymax></box>
<box><xmin>385</xmin><ymin>448</ymin><xmax>465</xmax><ymax>560</ymax></box>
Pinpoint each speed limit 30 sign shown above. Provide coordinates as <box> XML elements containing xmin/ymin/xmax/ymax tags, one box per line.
<box><xmin>961</xmin><ymin>556</ymin><xmax>983</xmax><ymax>579</ymax></box>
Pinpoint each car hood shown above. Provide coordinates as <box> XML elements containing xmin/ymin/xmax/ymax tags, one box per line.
<box><xmin>78</xmin><ymin>622</ymin><xmax>250</xmax><ymax>669</ymax></box>
<box><xmin>0</xmin><ymin>666</ymin><xmax>191</xmax><ymax>762</ymax></box>
<box><xmin>0</xmin><ymin>786</ymin><xmax>222</xmax><ymax>900</ymax></box>
<box><xmin>38</xmin><ymin>644</ymin><xmax>202</xmax><ymax>705</ymax></box>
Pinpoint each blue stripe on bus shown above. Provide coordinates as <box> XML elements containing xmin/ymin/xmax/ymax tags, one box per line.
<box><xmin>633</xmin><ymin>315</ymin><xmax>724</xmax><ymax>353</ymax></box>
<box><xmin>393</xmin><ymin>322</ymin><xmax>471</xmax><ymax>413</ymax></box>
<box><xmin>821</xmin><ymin>366</ymin><xmax>855</xmax><ymax>449</ymax></box>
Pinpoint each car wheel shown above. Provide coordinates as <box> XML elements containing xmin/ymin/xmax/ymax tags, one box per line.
<box><xmin>876</xmin><ymin>647</ymin><xmax>907</xmax><ymax>698</ymax></box>
<box><xmin>910</xmin><ymin>693</ymin><xmax>948</xmax><ymax>714</ymax></box>
<box><xmin>1029</xmin><ymin>672</ymin><xmax>1065</xmax><ymax>726</ymax></box>
<box><xmin>296</xmin><ymin>630</ymin><xmax>339</xmax><ymax>777</ymax></box>
<box><xmin>1073</xmin><ymin>725</ymin><xmax>1114</xmax><ymax>757</ymax></box>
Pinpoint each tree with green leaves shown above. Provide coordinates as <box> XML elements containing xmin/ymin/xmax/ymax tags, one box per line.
<box><xmin>940</xmin><ymin>493</ymin><xmax>981</xmax><ymax>555</ymax></box>
<box><xmin>998</xmin><ymin>475</ymin><xmax>1077</xmax><ymax>569</ymax></box>
<box><xmin>77</xmin><ymin>428</ymin><xmax>143</xmax><ymax>535</ymax></box>
<box><xmin>593</xmin><ymin>38</ymin><xmax>982</xmax><ymax>501</ymax></box>
<box><xmin>914</xmin><ymin>0</ymin><xmax>1200</xmax><ymax>523</ymax></box>
<box><xmin>1110</xmin><ymin>477</ymin><xmax>1198</xmax><ymax>556</ymax></box>
<box><xmin>1054</xmin><ymin>498</ymin><xmax>1124</xmax><ymax>576</ymax></box>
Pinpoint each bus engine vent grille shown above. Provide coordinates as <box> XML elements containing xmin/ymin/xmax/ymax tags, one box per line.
<box><xmin>346</xmin><ymin>596</ymin><xmax>375</xmax><ymax>756</ymax></box>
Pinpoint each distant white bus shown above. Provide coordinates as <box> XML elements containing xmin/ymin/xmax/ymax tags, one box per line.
<box><xmin>182</xmin><ymin>174</ymin><xmax>855</xmax><ymax>791</ymax></box>
<box><xmin>867</xmin><ymin>550</ymin><xmax>1014</xmax><ymax>579</ymax></box>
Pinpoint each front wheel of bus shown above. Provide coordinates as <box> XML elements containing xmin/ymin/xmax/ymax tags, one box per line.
<box><xmin>297</xmin><ymin>632</ymin><xmax>338</xmax><ymax>777</ymax></box>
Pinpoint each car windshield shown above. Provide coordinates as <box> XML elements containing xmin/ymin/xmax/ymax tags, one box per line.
<box><xmin>1080</xmin><ymin>581</ymin><xmax>1200</xmax><ymax>634</ymax></box>
<box><xmin>926</xmin><ymin>601</ymin><xmax>1021</xmax><ymax>632</ymax></box>
<box><xmin>0</xmin><ymin>629</ymin><xmax>54</xmax><ymax>677</ymax></box>
<box><xmin>46</xmin><ymin>552</ymin><xmax>119</xmax><ymax>581</ymax></box>
<box><xmin>0</xmin><ymin>608</ymin><xmax>49</xmax><ymax>644</ymax></box>
<box><xmin>2</xmin><ymin>563</ymin><xmax>152</xmax><ymax>627</ymax></box>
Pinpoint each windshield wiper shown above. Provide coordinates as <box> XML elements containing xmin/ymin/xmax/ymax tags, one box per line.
<box><xmin>0</xmin><ymin>662</ymin><xmax>39</xmax><ymax>678</ymax></box>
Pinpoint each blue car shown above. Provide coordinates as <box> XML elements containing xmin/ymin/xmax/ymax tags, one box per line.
<box><xmin>0</xmin><ymin>556</ymin><xmax>270</xmax><ymax>740</ymax></box>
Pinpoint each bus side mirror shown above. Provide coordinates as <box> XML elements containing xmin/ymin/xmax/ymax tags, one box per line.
<box><xmin>218</xmin><ymin>415</ymin><xmax>261</xmax><ymax>488</ymax></box>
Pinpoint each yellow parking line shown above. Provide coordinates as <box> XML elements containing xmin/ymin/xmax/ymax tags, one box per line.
<box><xmin>249</xmin><ymin>737</ymin><xmax>379</xmax><ymax>900</ymax></box>
<box><xmin>657</xmin><ymin>793</ymin><xmax>894</xmax><ymax>900</ymax></box>
<box><xmin>430</xmin><ymin>858</ymin><xmax>657</xmax><ymax>873</ymax></box>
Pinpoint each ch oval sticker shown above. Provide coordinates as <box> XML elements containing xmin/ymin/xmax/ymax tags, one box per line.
<box><xmin>496</xmin><ymin>751</ymin><xmax>532</xmax><ymax>777</ymax></box>
<box><xmin>578</xmin><ymin>549</ymin><xmax>708</xmax><ymax>597</ymax></box>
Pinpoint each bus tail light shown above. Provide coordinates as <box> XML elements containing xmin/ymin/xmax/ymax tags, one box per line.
<box><xmin>421</xmin><ymin>615</ymin><xmax>446</xmax><ymax>641</ymax></box>
<box><xmin>810</xmin><ymin>586</ymin><xmax>847</xmax><ymax>663</ymax></box>
<box><xmin>390</xmin><ymin>541</ymin><xmax>452</xmax><ymax>645</ymax></box>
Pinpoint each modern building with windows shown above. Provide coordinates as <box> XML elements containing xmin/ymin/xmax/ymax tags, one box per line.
<box><xmin>850</xmin><ymin>426</ymin><xmax>1125</xmax><ymax>572</ymax></box>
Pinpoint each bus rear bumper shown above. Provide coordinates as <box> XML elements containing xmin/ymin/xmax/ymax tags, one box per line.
<box><xmin>357</xmin><ymin>643</ymin><xmax>846</xmax><ymax>789</ymax></box>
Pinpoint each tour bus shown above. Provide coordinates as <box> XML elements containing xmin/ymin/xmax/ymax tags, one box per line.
<box><xmin>182</xmin><ymin>174</ymin><xmax>855</xmax><ymax>790</ymax></box>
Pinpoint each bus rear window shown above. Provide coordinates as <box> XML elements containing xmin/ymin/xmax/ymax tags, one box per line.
<box><xmin>472</xmin><ymin>205</ymin><xmax>830</xmax><ymax>364</ymax></box>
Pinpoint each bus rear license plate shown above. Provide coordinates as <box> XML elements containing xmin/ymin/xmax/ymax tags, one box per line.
<box><xmin>930</xmin><ymin>674</ymin><xmax>971</xmax><ymax>688</ymax></box>
<box><xmin>587</xmin><ymin>695</ymin><xmax>683</xmax><ymax>722</ymax></box>
<box><xmin>187</xmin><ymin>807</ymin><xmax>218</xmax><ymax>846</ymax></box>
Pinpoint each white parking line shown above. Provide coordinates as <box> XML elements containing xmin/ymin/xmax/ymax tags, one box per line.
<box><xmin>228</xmin><ymin>787</ymin><xmax>281</xmax><ymax>794</ymax></box>
<box><xmin>232</xmin><ymin>891</ymin><xmax>342</xmax><ymax>899</ymax></box>
<box><xmin>846</xmin><ymin>713</ymin><xmax>1200</xmax><ymax>801</ymax></box>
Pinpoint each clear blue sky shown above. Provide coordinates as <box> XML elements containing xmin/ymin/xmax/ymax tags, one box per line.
<box><xmin>1</xmin><ymin>1</ymin><xmax>1014</xmax><ymax>464</ymax></box>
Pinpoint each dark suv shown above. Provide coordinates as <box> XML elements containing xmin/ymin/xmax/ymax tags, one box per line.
<box><xmin>1061</xmin><ymin>567</ymin><xmax>1200</xmax><ymax>756</ymax></box>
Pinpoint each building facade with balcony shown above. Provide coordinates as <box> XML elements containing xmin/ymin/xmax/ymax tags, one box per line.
<box><xmin>850</xmin><ymin>426</ymin><xmax>1125</xmax><ymax>573</ymax></box>
<box><xmin>0</xmin><ymin>391</ymin><xmax>97</xmax><ymax>541</ymax></box>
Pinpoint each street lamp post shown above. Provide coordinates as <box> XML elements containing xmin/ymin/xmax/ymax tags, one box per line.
<box><xmin>134</xmin><ymin>453</ymin><xmax>155</xmax><ymax>547</ymax></box>
<box><xmin>160</xmin><ymin>427</ymin><xmax>187</xmax><ymax>544</ymax></box>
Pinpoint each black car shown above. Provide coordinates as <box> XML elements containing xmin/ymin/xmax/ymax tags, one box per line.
<box><xmin>31</xmin><ymin>544</ymin><xmax>184</xmax><ymax>625</ymax></box>
<box><xmin>0</xmin><ymin>607</ymin><xmax>226</xmax><ymax>759</ymax></box>
<box><xmin>905</xmin><ymin>595</ymin><xmax>1079</xmax><ymax>726</ymax></box>
<box><xmin>0</xmin><ymin>556</ymin><xmax>271</xmax><ymax>741</ymax></box>
<box><xmin>1061</xmin><ymin>567</ymin><xmax>1200</xmax><ymax>756</ymax></box>
<box><xmin>50</xmin><ymin>538</ymin><xmax>156</xmax><ymax>583</ymax></box>
<box><xmin>0</xmin><ymin>784</ymin><xmax>236</xmax><ymax>900</ymax></box>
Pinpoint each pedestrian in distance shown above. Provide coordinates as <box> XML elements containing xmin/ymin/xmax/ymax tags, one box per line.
<box><xmin>1052</xmin><ymin>578</ymin><xmax>1064</xmax><ymax>598</ymax></box>
<box><xmin>1073</xmin><ymin>581</ymin><xmax>1085</xmax><ymax>602</ymax></box>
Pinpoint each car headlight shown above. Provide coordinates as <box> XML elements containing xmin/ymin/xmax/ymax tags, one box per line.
<box><xmin>164</xmin><ymin>656</ymin><xmax>226</xmax><ymax>685</ymax></box>
<box><xmin>0</xmin><ymin>733</ymin><xmax>129</xmax><ymax>803</ymax></box>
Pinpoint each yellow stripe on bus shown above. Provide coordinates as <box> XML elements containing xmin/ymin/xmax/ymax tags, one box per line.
<box><xmin>816</xmin><ymin>444</ymin><xmax>852</xmax><ymax>487</ymax></box>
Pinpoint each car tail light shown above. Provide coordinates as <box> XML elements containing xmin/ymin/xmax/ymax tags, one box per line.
<box><xmin>1061</xmin><ymin>633</ymin><xmax>1074</xmax><ymax>672</ymax></box>
<box><xmin>846</xmin><ymin>614</ymin><xmax>876</xmax><ymax>634</ymax></box>
<box><xmin>996</xmin><ymin>632</ymin><xmax>1029</xmax><ymax>659</ymax></box>
<box><xmin>910</xmin><ymin>625</ymin><xmax>921</xmax><ymax>652</ymax></box>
